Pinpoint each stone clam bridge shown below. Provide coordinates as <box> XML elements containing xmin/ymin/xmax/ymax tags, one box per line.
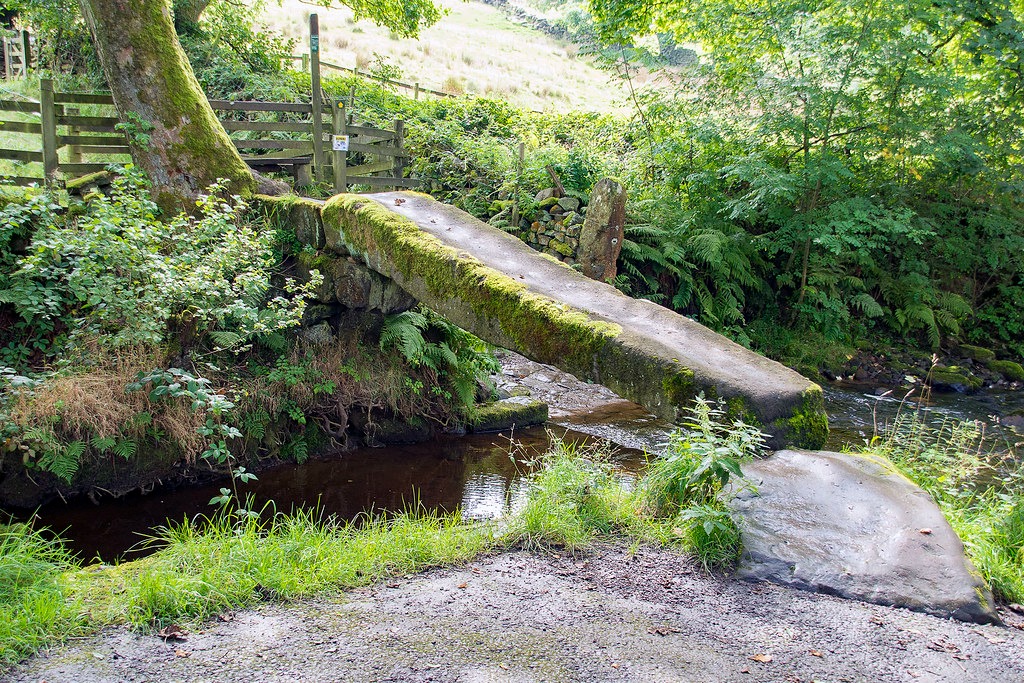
<box><xmin>257</xmin><ymin>192</ymin><xmax>998</xmax><ymax>624</ymax></box>
<box><xmin>259</xmin><ymin>191</ymin><xmax>828</xmax><ymax>450</ymax></box>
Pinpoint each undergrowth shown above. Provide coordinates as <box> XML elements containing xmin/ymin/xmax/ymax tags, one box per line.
<box><xmin>508</xmin><ymin>397</ymin><xmax>765</xmax><ymax>570</ymax></box>
<box><xmin>0</xmin><ymin>523</ymin><xmax>85</xmax><ymax>668</ymax></box>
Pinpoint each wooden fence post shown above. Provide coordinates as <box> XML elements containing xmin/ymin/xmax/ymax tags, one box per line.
<box><xmin>301</xmin><ymin>53</ymin><xmax>309</xmax><ymax>72</ymax></box>
<box><xmin>332</xmin><ymin>99</ymin><xmax>347</xmax><ymax>194</ymax></box>
<box><xmin>392</xmin><ymin>119</ymin><xmax>405</xmax><ymax>191</ymax></box>
<box><xmin>309</xmin><ymin>14</ymin><xmax>325</xmax><ymax>182</ymax></box>
<box><xmin>3</xmin><ymin>38</ymin><xmax>11</xmax><ymax>80</ymax></box>
<box><xmin>20</xmin><ymin>30</ymin><xmax>29</xmax><ymax>73</ymax></box>
<box><xmin>39</xmin><ymin>78</ymin><xmax>58</xmax><ymax>180</ymax></box>
<box><xmin>414</xmin><ymin>82</ymin><xmax>420</xmax><ymax>100</ymax></box>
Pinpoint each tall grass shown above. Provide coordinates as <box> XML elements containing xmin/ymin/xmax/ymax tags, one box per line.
<box><xmin>0</xmin><ymin>523</ymin><xmax>85</xmax><ymax>668</ymax></box>
<box><xmin>113</xmin><ymin>506</ymin><xmax>496</xmax><ymax>628</ymax></box>
<box><xmin>505</xmin><ymin>437</ymin><xmax>638</xmax><ymax>551</ymax></box>
<box><xmin>508</xmin><ymin>398</ymin><xmax>765</xmax><ymax>570</ymax></box>
<box><xmin>868</xmin><ymin>414</ymin><xmax>1024</xmax><ymax>603</ymax></box>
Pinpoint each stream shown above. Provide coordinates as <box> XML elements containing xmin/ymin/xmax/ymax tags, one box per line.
<box><xmin>16</xmin><ymin>356</ymin><xmax>1024</xmax><ymax>564</ymax></box>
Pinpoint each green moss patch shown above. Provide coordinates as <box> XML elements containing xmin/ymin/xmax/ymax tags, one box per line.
<box><xmin>958</xmin><ymin>344</ymin><xmax>996</xmax><ymax>363</ymax></box>
<box><xmin>986</xmin><ymin>360</ymin><xmax>1024</xmax><ymax>382</ymax></box>
<box><xmin>931</xmin><ymin>367</ymin><xmax>984</xmax><ymax>392</ymax></box>
<box><xmin>469</xmin><ymin>399</ymin><xmax>549</xmax><ymax>433</ymax></box>
<box><xmin>320</xmin><ymin>194</ymin><xmax>622</xmax><ymax>376</ymax></box>
<box><xmin>783</xmin><ymin>385</ymin><xmax>829</xmax><ymax>449</ymax></box>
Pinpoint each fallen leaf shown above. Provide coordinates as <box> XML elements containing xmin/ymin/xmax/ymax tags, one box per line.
<box><xmin>457</xmin><ymin>582</ymin><xmax>468</xmax><ymax>589</ymax></box>
<box><xmin>809</xmin><ymin>650</ymin><xmax>823</xmax><ymax>657</ymax></box>
<box><xmin>648</xmin><ymin>626</ymin><xmax>680</xmax><ymax>636</ymax></box>
<box><xmin>157</xmin><ymin>624</ymin><xmax>187</xmax><ymax>641</ymax></box>
<box><xmin>750</xmin><ymin>654</ymin><xmax>773</xmax><ymax>663</ymax></box>
<box><xmin>740</xmin><ymin>667</ymin><xmax>751</xmax><ymax>674</ymax></box>
<box><xmin>610</xmin><ymin>663</ymin><xmax>620</xmax><ymax>669</ymax></box>
<box><xmin>217</xmin><ymin>613</ymin><xmax>233</xmax><ymax>623</ymax></box>
<box><xmin>174</xmin><ymin>649</ymin><xmax>190</xmax><ymax>658</ymax></box>
<box><xmin>974</xmin><ymin>628</ymin><xmax>1006</xmax><ymax>644</ymax></box>
<box><xmin>386</xmin><ymin>583</ymin><xmax>400</xmax><ymax>588</ymax></box>
<box><xmin>394</xmin><ymin>198</ymin><xmax>406</xmax><ymax>206</ymax></box>
<box><xmin>499</xmin><ymin>664</ymin><xmax>509</xmax><ymax>670</ymax></box>
<box><xmin>919</xmin><ymin>528</ymin><xmax>933</xmax><ymax>535</ymax></box>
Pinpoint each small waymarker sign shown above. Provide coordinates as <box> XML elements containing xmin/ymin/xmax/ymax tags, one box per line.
<box><xmin>332</xmin><ymin>135</ymin><xmax>350</xmax><ymax>151</ymax></box>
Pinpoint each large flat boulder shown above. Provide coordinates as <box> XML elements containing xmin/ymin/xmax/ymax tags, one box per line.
<box><xmin>728</xmin><ymin>449</ymin><xmax>998</xmax><ymax>623</ymax></box>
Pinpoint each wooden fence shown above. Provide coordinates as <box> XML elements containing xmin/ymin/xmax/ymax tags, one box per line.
<box><xmin>2</xmin><ymin>30</ymin><xmax>31</xmax><ymax>80</ymax></box>
<box><xmin>0</xmin><ymin>78</ymin><xmax>416</xmax><ymax>190</ymax></box>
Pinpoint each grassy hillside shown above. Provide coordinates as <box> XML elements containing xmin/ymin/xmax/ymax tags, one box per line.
<box><xmin>262</xmin><ymin>0</ymin><xmax>632</xmax><ymax>112</ymax></box>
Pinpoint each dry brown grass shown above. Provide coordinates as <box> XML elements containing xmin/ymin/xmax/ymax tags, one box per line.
<box><xmin>6</xmin><ymin>345</ymin><xmax>207</xmax><ymax>461</ymax></box>
<box><xmin>237</xmin><ymin>333</ymin><xmax>465</xmax><ymax>450</ymax></box>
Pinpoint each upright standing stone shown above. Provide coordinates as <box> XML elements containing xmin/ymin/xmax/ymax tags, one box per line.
<box><xmin>578</xmin><ymin>178</ymin><xmax>626</xmax><ymax>282</ymax></box>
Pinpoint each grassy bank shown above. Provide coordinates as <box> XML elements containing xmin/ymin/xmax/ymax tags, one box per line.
<box><xmin>1</xmin><ymin>400</ymin><xmax>760</xmax><ymax>668</ymax></box>
<box><xmin>3</xmin><ymin>400</ymin><xmax>1022</xmax><ymax>669</ymax></box>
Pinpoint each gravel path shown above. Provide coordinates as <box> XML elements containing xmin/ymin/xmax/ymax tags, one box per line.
<box><xmin>11</xmin><ymin>543</ymin><xmax>1024</xmax><ymax>682</ymax></box>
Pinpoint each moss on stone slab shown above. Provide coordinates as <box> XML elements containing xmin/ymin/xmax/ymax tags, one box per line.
<box><xmin>66</xmin><ymin>170</ymin><xmax>112</xmax><ymax>193</ymax></box>
<box><xmin>931</xmin><ymin>367</ymin><xmax>984</xmax><ymax>392</ymax></box>
<box><xmin>469</xmin><ymin>399</ymin><xmax>548</xmax><ymax>433</ymax></box>
<box><xmin>986</xmin><ymin>360</ymin><xmax>1024</xmax><ymax>382</ymax></box>
<box><xmin>320</xmin><ymin>194</ymin><xmax>622</xmax><ymax>377</ymax></box>
<box><xmin>662</xmin><ymin>369</ymin><xmax>697</xmax><ymax>408</ymax></box>
<box><xmin>782</xmin><ymin>385</ymin><xmax>829</xmax><ymax>449</ymax></box>
<box><xmin>254</xmin><ymin>194</ymin><xmax>328</xmax><ymax>250</ymax></box>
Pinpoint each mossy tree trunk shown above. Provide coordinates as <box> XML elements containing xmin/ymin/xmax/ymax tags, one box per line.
<box><xmin>78</xmin><ymin>0</ymin><xmax>256</xmax><ymax>214</ymax></box>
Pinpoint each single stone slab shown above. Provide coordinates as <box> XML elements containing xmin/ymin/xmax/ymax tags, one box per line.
<box><xmin>271</xmin><ymin>192</ymin><xmax>825</xmax><ymax>449</ymax></box>
<box><xmin>727</xmin><ymin>449</ymin><xmax>998</xmax><ymax>623</ymax></box>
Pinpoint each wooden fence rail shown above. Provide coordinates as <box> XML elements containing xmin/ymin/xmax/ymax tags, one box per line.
<box><xmin>281</xmin><ymin>54</ymin><xmax>456</xmax><ymax>101</ymax></box>
<box><xmin>0</xmin><ymin>78</ymin><xmax>417</xmax><ymax>191</ymax></box>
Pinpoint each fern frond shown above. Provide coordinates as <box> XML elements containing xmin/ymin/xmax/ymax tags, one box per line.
<box><xmin>91</xmin><ymin>435</ymin><xmax>117</xmax><ymax>453</ymax></box>
<box><xmin>209</xmin><ymin>330</ymin><xmax>242</xmax><ymax>350</ymax></box>
<box><xmin>850</xmin><ymin>292</ymin><xmax>884</xmax><ymax>318</ymax></box>
<box><xmin>113</xmin><ymin>439</ymin><xmax>138</xmax><ymax>459</ymax></box>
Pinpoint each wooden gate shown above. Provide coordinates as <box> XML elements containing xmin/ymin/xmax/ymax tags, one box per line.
<box><xmin>0</xmin><ymin>78</ymin><xmax>417</xmax><ymax>191</ymax></box>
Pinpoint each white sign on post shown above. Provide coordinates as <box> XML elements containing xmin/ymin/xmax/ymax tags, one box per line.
<box><xmin>332</xmin><ymin>135</ymin><xmax>350</xmax><ymax>152</ymax></box>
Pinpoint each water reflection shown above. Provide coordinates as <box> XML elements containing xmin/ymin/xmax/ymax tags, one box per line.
<box><xmin>29</xmin><ymin>426</ymin><xmax>644</xmax><ymax>563</ymax></box>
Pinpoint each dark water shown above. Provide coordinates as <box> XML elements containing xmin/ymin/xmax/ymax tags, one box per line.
<box><xmin>18</xmin><ymin>382</ymin><xmax>1024</xmax><ymax>563</ymax></box>
<box><xmin>28</xmin><ymin>426</ymin><xmax>645</xmax><ymax>563</ymax></box>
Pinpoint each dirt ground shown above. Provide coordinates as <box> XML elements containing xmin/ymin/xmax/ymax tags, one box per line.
<box><xmin>11</xmin><ymin>542</ymin><xmax>1024</xmax><ymax>683</ymax></box>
